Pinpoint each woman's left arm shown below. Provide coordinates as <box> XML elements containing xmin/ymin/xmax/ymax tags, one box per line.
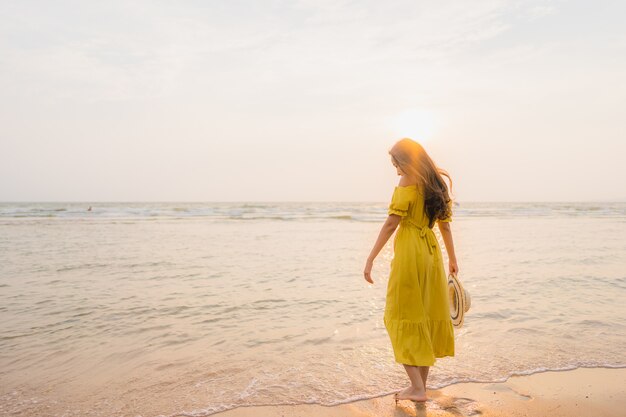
<box><xmin>437</xmin><ymin>221</ymin><xmax>459</xmax><ymax>275</ymax></box>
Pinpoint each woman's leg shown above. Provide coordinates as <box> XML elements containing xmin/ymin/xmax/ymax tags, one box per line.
<box><xmin>402</xmin><ymin>364</ymin><xmax>426</xmax><ymax>392</ymax></box>
<box><xmin>395</xmin><ymin>364</ymin><xmax>428</xmax><ymax>401</ymax></box>
<box><xmin>419</xmin><ymin>366</ymin><xmax>430</xmax><ymax>389</ymax></box>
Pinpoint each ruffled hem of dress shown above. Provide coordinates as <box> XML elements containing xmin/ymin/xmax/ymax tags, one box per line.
<box><xmin>384</xmin><ymin>316</ymin><xmax>455</xmax><ymax>366</ymax></box>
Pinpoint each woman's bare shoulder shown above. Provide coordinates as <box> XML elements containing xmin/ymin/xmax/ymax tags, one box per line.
<box><xmin>397</xmin><ymin>175</ymin><xmax>417</xmax><ymax>187</ymax></box>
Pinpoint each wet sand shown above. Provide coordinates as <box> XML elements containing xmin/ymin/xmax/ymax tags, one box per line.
<box><xmin>213</xmin><ymin>367</ymin><xmax>626</xmax><ymax>417</ymax></box>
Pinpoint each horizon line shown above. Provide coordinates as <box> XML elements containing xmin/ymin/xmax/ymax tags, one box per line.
<box><xmin>1</xmin><ymin>200</ymin><xmax>625</xmax><ymax>204</ymax></box>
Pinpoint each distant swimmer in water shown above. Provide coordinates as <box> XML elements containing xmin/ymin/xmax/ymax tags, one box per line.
<box><xmin>87</xmin><ymin>206</ymin><xmax>92</xmax><ymax>211</ymax></box>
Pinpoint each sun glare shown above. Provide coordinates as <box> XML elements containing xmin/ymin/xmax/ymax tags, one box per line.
<box><xmin>388</xmin><ymin>108</ymin><xmax>439</xmax><ymax>142</ymax></box>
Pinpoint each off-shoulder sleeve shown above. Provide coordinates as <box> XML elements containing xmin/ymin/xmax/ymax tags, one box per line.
<box><xmin>387</xmin><ymin>187</ymin><xmax>411</xmax><ymax>217</ymax></box>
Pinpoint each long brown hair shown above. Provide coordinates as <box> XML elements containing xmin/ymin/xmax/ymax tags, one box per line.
<box><xmin>389</xmin><ymin>138</ymin><xmax>453</xmax><ymax>228</ymax></box>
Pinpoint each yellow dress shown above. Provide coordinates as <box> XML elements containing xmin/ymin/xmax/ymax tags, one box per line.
<box><xmin>384</xmin><ymin>184</ymin><xmax>455</xmax><ymax>366</ymax></box>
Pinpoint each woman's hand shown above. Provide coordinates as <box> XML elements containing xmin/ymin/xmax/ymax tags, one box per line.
<box><xmin>363</xmin><ymin>258</ymin><xmax>374</xmax><ymax>284</ymax></box>
<box><xmin>449</xmin><ymin>258</ymin><xmax>459</xmax><ymax>276</ymax></box>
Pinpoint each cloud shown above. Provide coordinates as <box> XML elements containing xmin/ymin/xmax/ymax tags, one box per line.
<box><xmin>0</xmin><ymin>0</ymin><xmax>559</xmax><ymax>103</ymax></box>
<box><xmin>527</xmin><ymin>4</ymin><xmax>556</xmax><ymax>19</ymax></box>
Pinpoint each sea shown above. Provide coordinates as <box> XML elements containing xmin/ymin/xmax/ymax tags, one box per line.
<box><xmin>1</xmin><ymin>201</ymin><xmax>625</xmax><ymax>416</ymax></box>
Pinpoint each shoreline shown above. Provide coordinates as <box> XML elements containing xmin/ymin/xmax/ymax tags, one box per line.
<box><xmin>212</xmin><ymin>366</ymin><xmax>626</xmax><ymax>417</ymax></box>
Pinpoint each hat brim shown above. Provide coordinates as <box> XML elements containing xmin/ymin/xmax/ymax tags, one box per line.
<box><xmin>448</xmin><ymin>274</ymin><xmax>469</xmax><ymax>328</ymax></box>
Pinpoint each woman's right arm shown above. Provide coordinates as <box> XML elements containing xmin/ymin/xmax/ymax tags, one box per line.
<box><xmin>437</xmin><ymin>221</ymin><xmax>459</xmax><ymax>275</ymax></box>
<box><xmin>363</xmin><ymin>215</ymin><xmax>401</xmax><ymax>284</ymax></box>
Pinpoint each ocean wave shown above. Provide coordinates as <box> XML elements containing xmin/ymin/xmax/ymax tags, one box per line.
<box><xmin>1</xmin><ymin>202</ymin><xmax>624</xmax><ymax>220</ymax></box>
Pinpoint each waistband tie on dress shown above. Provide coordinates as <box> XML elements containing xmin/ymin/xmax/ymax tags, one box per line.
<box><xmin>399</xmin><ymin>218</ymin><xmax>438</xmax><ymax>255</ymax></box>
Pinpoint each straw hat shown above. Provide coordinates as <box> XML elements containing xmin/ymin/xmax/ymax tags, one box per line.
<box><xmin>448</xmin><ymin>273</ymin><xmax>471</xmax><ymax>328</ymax></box>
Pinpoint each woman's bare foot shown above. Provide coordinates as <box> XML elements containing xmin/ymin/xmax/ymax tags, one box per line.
<box><xmin>394</xmin><ymin>385</ymin><xmax>428</xmax><ymax>403</ymax></box>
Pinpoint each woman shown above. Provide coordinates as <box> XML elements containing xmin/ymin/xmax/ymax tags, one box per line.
<box><xmin>363</xmin><ymin>138</ymin><xmax>458</xmax><ymax>404</ymax></box>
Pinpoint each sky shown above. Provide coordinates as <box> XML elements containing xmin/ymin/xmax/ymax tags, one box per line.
<box><xmin>0</xmin><ymin>0</ymin><xmax>624</xmax><ymax>202</ymax></box>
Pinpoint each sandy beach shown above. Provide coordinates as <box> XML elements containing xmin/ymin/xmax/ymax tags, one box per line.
<box><xmin>214</xmin><ymin>367</ymin><xmax>626</xmax><ymax>417</ymax></box>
